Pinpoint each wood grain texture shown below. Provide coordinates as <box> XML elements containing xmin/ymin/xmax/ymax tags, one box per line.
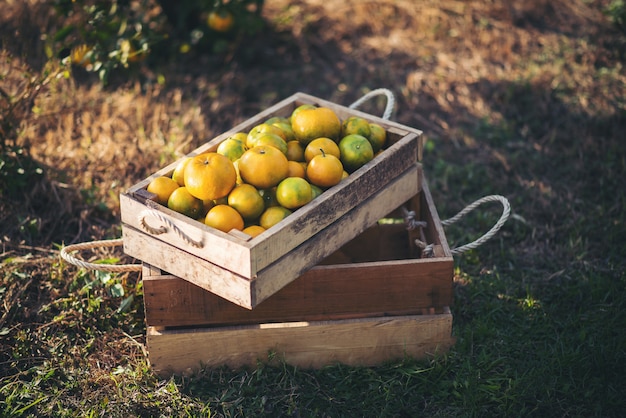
<box><xmin>147</xmin><ymin>308</ymin><xmax>454</xmax><ymax>375</ymax></box>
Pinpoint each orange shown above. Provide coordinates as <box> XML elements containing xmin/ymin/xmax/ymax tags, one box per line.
<box><xmin>201</xmin><ymin>198</ymin><xmax>215</xmax><ymax>218</ymax></box>
<box><xmin>304</xmin><ymin>137</ymin><xmax>341</xmax><ymax>163</ymax></box>
<box><xmin>167</xmin><ymin>187</ymin><xmax>203</xmax><ymax>219</ymax></box>
<box><xmin>286</xmin><ymin>140</ymin><xmax>305</xmax><ymax>162</ymax></box>
<box><xmin>290</xmin><ymin>104</ymin><xmax>316</xmax><ymax>122</ymax></box>
<box><xmin>338</xmin><ymin>134</ymin><xmax>374</xmax><ymax>173</ymax></box>
<box><xmin>291</xmin><ymin>107</ymin><xmax>342</xmax><ymax>146</ymax></box>
<box><xmin>265</xmin><ymin>116</ymin><xmax>290</xmax><ymax>125</ymax></box>
<box><xmin>172</xmin><ymin>157</ymin><xmax>192</xmax><ymax>186</ymax></box>
<box><xmin>247</xmin><ymin>123</ymin><xmax>287</xmax><ymax>148</ymax></box>
<box><xmin>259</xmin><ymin>187</ymin><xmax>279</xmax><ymax>208</ymax></box>
<box><xmin>368</xmin><ymin>123</ymin><xmax>387</xmax><ymax>152</ymax></box>
<box><xmin>147</xmin><ymin>176</ymin><xmax>180</xmax><ymax>205</ymax></box>
<box><xmin>207</xmin><ymin>10</ymin><xmax>235</xmax><ymax>32</ymax></box>
<box><xmin>276</xmin><ymin>177</ymin><xmax>313</xmax><ymax>209</ymax></box>
<box><xmin>232</xmin><ymin>159</ymin><xmax>244</xmax><ymax>185</ymax></box>
<box><xmin>238</xmin><ymin>145</ymin><xmax>289</xmax><ymax>189</ymax></box>
<box><xmin>306</xmin><ymin>153</ymin><xmax>344</xmax><ymax>188</ymax></box>
<box><xmin>341</xmin><ymin>116</ymin><xmax>371</xmax><ymax>138</ymax></box>
<box><xmin>70</xmin><ymin>44</ymin><xmax>93</xmax><ymax>68</ymax></box>
<box><xmin>242</xmin><ymin>224</ymin><xmax>265</xmax><ymax>238</ymax></box>
<box><xmin>205</xmin><ymin>204</ymin><xmax>244</xmax><ymax>233</ymax></box>
<box><xmin>217</xmin><ymin>137</ymin><xmax>248</xmax><ymax>162</ymax></box>
<box><xmin>252</xmin><ymin>133</ymin><xmax>288</xmax><ymax>156</ymax></box>
<box><xmin>272</xmin><ymin>121</ymin><xmax>296</xmax><ymax>142</ymax></box>
<box><xmin>287</xmin><ymin>160</ymin><xmax>306</xmax><ymax>178</ymax></box>
<box><xmin>259</xmin><ymin>206</ymin><xmax>292</xmax><ymax>230</ymax></box>
<box><xmin>184</xmin><ymin>153</ymin><xmax>237</xmax><ymax>200</ymax></box>
<box><xmin>227</xmin><ymin>184</ymin><xmax>265</xmax><ymax>221</ymax></box>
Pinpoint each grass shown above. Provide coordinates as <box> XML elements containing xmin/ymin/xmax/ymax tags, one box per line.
<box><xmin>2</xmin><ymin>0</ymin><xmax>626</xmax><ymax>416</ymax></box>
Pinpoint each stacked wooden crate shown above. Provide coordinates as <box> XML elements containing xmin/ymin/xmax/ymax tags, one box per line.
<box><xmin>120</xmin><ymin>93</ymin><xmax>455</xmax><ymax>376</ymax></box>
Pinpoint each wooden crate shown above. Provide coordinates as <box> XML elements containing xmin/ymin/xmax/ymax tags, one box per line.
<box><xmin>144</xmin><ymin>169</ymin><xmax>455</xmax><ymax>376</ymax></box>
<box><xmin>121</xmin><ymin>92</ymin><xmax>423</xmax><ymax>309</ymax></box>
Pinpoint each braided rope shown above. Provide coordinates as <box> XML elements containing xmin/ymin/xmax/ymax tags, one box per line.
<box><xmin>349</xmin><ymin>88</ymin><xmax>395</xmax><ymax>120</ymax></box>
<box><xmin>138</xmin><ymin>209</ymin><xmax>204</xmax><ymax>248</ymax></box>
<box><xmin>442</xmin><ymin>195</ymin><xmax>511</xmax><ymax>255</ymax></box>
<box><xmin>60</xmin><ymin>238</ymin><xmax>142</xmax><ymax>272</ymax></box>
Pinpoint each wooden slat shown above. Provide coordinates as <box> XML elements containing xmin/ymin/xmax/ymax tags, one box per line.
<box><xmin>147</xmin><ymin>308</ymin><xmax>454</xmax><ymax>375</ymax></box>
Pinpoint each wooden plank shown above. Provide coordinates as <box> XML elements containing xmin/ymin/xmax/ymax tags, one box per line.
<box><xmin>147</xmin><ymin>308</ymin><xmax>454</xmax><ymax>375</ymax></box>
<box><xmin>126</xmin><ymin>164</ymin><xmax>421</xmax><ymax>309</ymax></box>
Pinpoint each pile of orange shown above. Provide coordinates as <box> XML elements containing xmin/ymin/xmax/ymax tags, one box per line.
<box><xmin>146</xmin><ymin>104</ymin><xmax>387</xmax><ymax>237</ymax></box>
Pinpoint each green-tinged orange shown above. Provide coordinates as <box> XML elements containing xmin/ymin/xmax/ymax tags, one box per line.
<box><xmin>227</xmin><ymin>184</ymin><xmax>265</xmax><ymax>221</ymax></box>
<box><xmin>259</xmin><ymin>206</ymin><xmax>292</xmax><ymax>230</ymax></box>
<box><xmin>291</xmin><ymin>107</ymin><xmax>342</xmax><ymax>145</ymax></box>
<box><xmin>276</xmin><ymin>177</ymin><xmax>313</xmax><ymax>209</ymax></box>
<box><xmin>167</xmin><ymin>187</ymin><xmax>203</xmax><ymax>219</ymax></box>
<box><xmin>338</xmin><ymin>134</ymin><xmax>374</xmax><ymax>173</ymax></box>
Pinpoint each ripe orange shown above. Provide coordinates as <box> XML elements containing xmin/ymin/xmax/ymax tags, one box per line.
<box><xmin>172</xmin><ymin>157</ymin><xmax>192</xmax><ymax>186</ymax></box>
<box><xmin>290</xmin><ymin>104</ymin><xmax>316</xmax><ymax>122</ymax></box>
<box><xmin>287</xmin><ymin>160</ymin><xmax>306</xmax><ymax>178</ymax></box>
<box><xmin>205</xmin><ymin>204</ymin><xmax>244</xmax><ymax>233</ymax></box>
<box><xmin>291</xmin><ymin>107</ymin><xmax>342</xmax><ymax>146</ymax></box>
<box><xmin>147</xmin><ymin>176</ymin><xmax>179</xmax><ymax>205</ymax></box>
<box><xmin>306</xmin><ymin>153</ymin><xmax>344</xmax><ymax>188</ymax></box>
<box><xmin>276</xmin><ymin>177</ymin><xmax>313</xmax><ymax>209</ymax></box>
<box><xmin>286</xmin><ymin>140</ymin><xmax>305</xmax><ymax>162</ymax></box>
<box><xmin>238</xmin><ymin>145</ymin><xmax>289</xmax><ymax>189</ymax></box>
<box><xmin>368</xmin><ymin>123</ymin><xmax>387</xmax><ymax>153</ymax></box>
<box><xmin>70</xmin><ymin>44</ymin><xmax>93</xmax><ymax>68</ymax></box>
<box><xmin>227</xmin><ymin>184</ymin><xmax>265</xmax><ymax>221</ymax></box>
<box><xmin>252</xmin><ymin>133</ymin><xmax>288</xmax><ymax>156</ymax></box>
<box><xmin>207</xmin><ymin>10</ymin><xmax>235</xmax><ymax>32</ymax></box>
<box><xmin>304</xmin><ymin>137</ymin><xmax>341</xmax><ymax>163</ymax></box>
<box><xmin>341</xmin><ymin>116</ymin><xmax>372</xmax><ymax>138</ymax></box>
<box><xmin>167</xmin><ymin>187</ymin><xmax>203</xmax><ymax>219</ymax></box>
<box><xmin>217</xmin><ymin>137</ymin><xmax>248</xmax><ymax>162</ymax></box>
<box><xmin>259</xmin><ymin>206</ymin><xmax>292</xmax><ymax>230</ymax></box>
<box><xmin>247</xmin><ymin>123</ymin><xmax>287</xmax><ymax>148</ymax></box>
<box><xmin>338</xmin><ymin>134</ymin><xmax>374</xmax><ymax>173</ymax></box>
<box><xmin>242</xmin><ymin>224</ymin><xmax>265</xmax><ymax>238</ymax></box>
<box><xmin>184</xmin><ymin>153</ymin><xmax>237</xmax><ymax>200</ymax></box>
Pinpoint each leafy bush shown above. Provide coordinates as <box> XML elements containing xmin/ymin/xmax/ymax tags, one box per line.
<box><xmin>51</xmin><ymin>0</ymin><xmax>265</xmax><ymax>83</ymax></box>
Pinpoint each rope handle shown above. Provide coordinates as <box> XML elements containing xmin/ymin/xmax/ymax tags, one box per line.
<box><xmin>349</xmin><ymin>88</ymin><xmax>395</xmax><ymax>120</ymax></box>
<box><xmin>60</xmin><ymin>238</ymin><xmax>142</xmax><ymax>272</ymax></box>
<box><xmin>442</xmin><ymin>195</ymin><xmax>511</xmax><ymax>255</ymax></box>
<box><xmin>138</xmin><ymin>209</ymin><xmax>204</xmax><ymax>248</ymax></box>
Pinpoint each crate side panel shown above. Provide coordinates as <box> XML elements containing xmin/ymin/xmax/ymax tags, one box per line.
<box><xmin>144</xmin><ymin>256</ymin><xmax>453</xmax><ymax>327</ymax></box>
<box><xmin>123</xmin><ymin>225</ymin><xmax>255</xmax><ymax>309</ymax></box>
<box><xmin>147</xmin><ymin>311</ymin><xmax>454</xmax><ymax>375</ymax></box>
<box><xmin>120</xmin><ymin>193</ymin><xmax>256</xmax><ymax>278</ymax></box>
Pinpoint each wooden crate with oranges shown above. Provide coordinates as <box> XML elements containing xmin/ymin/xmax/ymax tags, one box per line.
<box><xmin>120</xmin><ymin>92</ymin><xmax>425</xmax><ymax>309</ymax></box>
<box><xmin>142</xmin><ymin>165</ymin><xmax>455</xmax><ymax>376</ymax></box>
